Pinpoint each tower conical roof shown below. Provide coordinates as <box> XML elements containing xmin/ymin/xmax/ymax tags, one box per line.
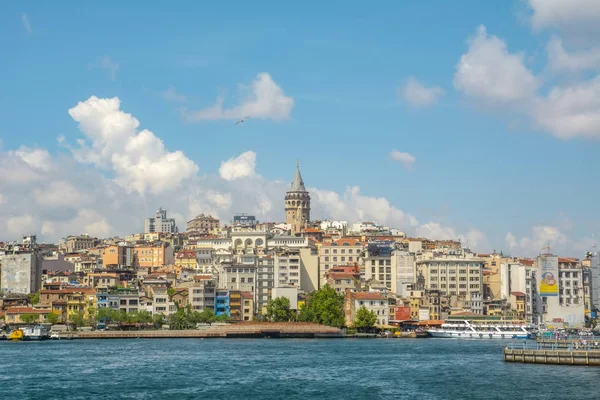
<box><xmin>290</xmin><ymin>161</ymin><xmax>306</xmax><ymax>192</ymax></box>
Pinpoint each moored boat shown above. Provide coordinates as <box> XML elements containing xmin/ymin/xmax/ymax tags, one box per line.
<box><xmin>427</xmin><ymin>319</ymin><xmax>532</xmax><ymax>339</ymax></box>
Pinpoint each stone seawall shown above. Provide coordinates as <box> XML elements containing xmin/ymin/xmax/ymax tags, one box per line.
<box><xmin>65</xmin><ymin>322</ymin><xmax>344</xmax><ymax>339</ymax></box>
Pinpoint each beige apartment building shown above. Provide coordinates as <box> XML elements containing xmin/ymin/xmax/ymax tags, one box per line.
<box><xmin>416</xmin><ymin>257</ymin><xmax>484</xmax><ymax>299</ymax></box>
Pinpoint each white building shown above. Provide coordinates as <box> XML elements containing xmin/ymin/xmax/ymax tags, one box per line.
<box><xmin>144</xmin><ymin>207</ymin><xmax>178</xmax><ymax>233</ymax></box>
<box><xmin>272</xmin><ymin>287</ymin><xmax>299</xmax><ymax>310</ymax></box>
<box><xmin>345</xmin><ymin>291</ymin><xmax>390</xmax><ymax>327</ymax></box>
<box><xmin>0</xmin><ymin>252</ymin><xmax>42</xmax><ymax>294</ymax></box>
<box><xmin>218</xmin><ymin>264</ymin><xmax>257</xmax><ymax>292</ymax></box>
<box><xmin>536</xmin><ymin>255</ymin><xmax>585</xmax><ymax>327</ymax></box>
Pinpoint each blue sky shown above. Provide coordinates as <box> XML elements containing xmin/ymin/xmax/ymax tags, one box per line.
<box><xmin>1</xmin><ymin>1</ymin><xmax>599</xmax><ymax>256</ymax></box>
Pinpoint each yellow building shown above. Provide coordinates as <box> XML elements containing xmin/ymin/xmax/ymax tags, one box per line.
<box><xmin>5</xmin><ymin>307</ymin><xmax>52</xmax><ymax>324</ymax></box>
<box><xmin>175</xmin><ymin>250</ymin><xmax>198</xmax><ymax>269</ymax></box>
<box><xmin>134</xmin><ymin>243</ymin><xmax>174</xmax><ymax>270</ymax></box>
<box><xmin>103</xmin><ymin>245</ymin><xmax>133</xmax><ymax>268</ymax></box>
<box><xmin>242</xmin><ymin>292</ymin><xmax>254</xmax><ymax>321</ymax></box>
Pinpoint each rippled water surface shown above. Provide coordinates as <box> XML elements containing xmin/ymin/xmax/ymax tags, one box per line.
<box><xmin>0</xmin><ymin>338</ymin><xmax>597</xmax><ymax>399</ymax></box>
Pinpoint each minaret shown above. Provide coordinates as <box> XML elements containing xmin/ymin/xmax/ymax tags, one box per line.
<box><xmin>285</xmin><ymin>160</ymin><xmax>311</xmax><ymax>234</ymax></box>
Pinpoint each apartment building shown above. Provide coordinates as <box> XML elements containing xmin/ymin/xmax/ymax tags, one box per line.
<box><xmin>415</xmin><ymin>256</ymin><xmax>484</xmax><ymax>300</ymax></box>
<box><xmin>344</xmin><ymin>291</ymin><xmax>390</xmax><ymax>327</ymax></box>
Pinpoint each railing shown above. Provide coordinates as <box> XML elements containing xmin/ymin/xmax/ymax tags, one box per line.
<box><xmin>507</xmin><ymin>341</ymin><xmax>600</xmax><ymax>351</ymax></box>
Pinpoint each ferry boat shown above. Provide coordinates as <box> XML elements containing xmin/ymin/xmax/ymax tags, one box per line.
<box><xmin>22</xmin><ymin>325</ymin><xmax>50</xmax><ymax>341</ymax></box>
<box><xmin>427</xmin><ymin>320</ymin><xmax>532</xmax><ymax>339</ymax></box>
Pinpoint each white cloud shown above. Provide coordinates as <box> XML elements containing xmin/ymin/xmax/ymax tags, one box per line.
<box><xmin>34</xmin><ymin>181</ymin><xmax>89</xmax><ymax>208</ymax></box>
<box><xmin>21</xmin><ymin>13</ymin><xmax>31</xmax><ymax>33</ymax></box>
<box><xmin>505</xmin><ymin>226</ymin><xmax>569</xmax><ymax>256</ymax></box>
<box><xmin>6</xmin><ymin>214</ymin><xmax>36</xmax><ymax>238</ymax></box>
<box><xmin>454</xmin><ymin>25</ymin><xmax>540</xmax><ymax>106</ymax></box>
<box><xmin>389</xmin><ymin>150</ymin><xmax>416</xmax><ymax>169</ymax></box>
<box><xmin>183</xmin><ymin>73</ymin><xmax>294</xmax><ymax>121</ymax></box>
<box><xmin>219</xmin><ymin>151</ymin><xmax>257</xmax><ymax>181</ymax></box>
<box><xmin>161</xmin><ymin>86</ymin><xmax>187</xmax><ymax>102</ymax></box>
<box><xmin>9</xmin><ymin>146</ymin><xmax>52</xmax><ymax>171</ymax></box>
<box><xmin>546</xmin><ymin>37</ymin><xmax>600</xmax><ymax>73</ymax></box>
<box><xmin>416</xmin><ymin>223</ymin><xmax>488</xmax><ymax>250</ymax></box>
<box><xmin>528</xmin><ymin>0</ymin><xmax>600</xmax><ymax>43</ymax></box>
<box><xmin>531</xmin><ymin>75</ymin><xmax>600</xmax><ymax>139</ymax></box>
<box><xmin>311</xmin><ymin>186</ymin><xmax>420</xmax><ymax>230</ymax></box>
<box><xmin>68</xmin><ymin>96</ymin><xmax>199</xmax><ymax>194</ymax></box>
<box><xmin>399</xmin><ymin>76</ymin><xmax>445</xmax><ymax>107</ymax></box>
<box><xmin>89</xmin><ymin>56</ymin><xmax>119</xmax><ymax>80</ymax></box>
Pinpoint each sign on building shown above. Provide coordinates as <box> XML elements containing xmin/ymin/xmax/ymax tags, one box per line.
<box><xmin>538</xmin><ymin>255</ymin><xmax>559</xmax><ymax>297</ymax></box>
<box><xmin>418</xmin><ymin>308</ymin><xmax>430</xmax><ymax>321</ymax></box>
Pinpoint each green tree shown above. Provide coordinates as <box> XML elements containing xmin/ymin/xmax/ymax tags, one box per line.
<box><xmin>215</xmin><ymin>313</ymin><xmax>230</xmax><ymax>322</ymax></box>
<box><xmin>266</xmin><ymin>297</ymin><xmax>294</xmax><ymax>322</ymax></box>
<box><xmin>28</xmin><ymin>292</ymin><xmax>40</xmax><ymax>305</ymax></box>
<box><xmin>197</xmin><ymin>308</ymin><xmax>217</xmax><ymax>324</ymax></box>
<box><xmin>87</xmin><ymin>307</ymin><xmax>97</xmax><ymax>327</ymax></box>
<box><xmin>153</xmin><ymin>313</ymin><xmax>166</xmax><ymax>329</ymax></box>
<box><xmin>167</xmin><ymin>287</ymin><xmax>176</xmax><ymax>301</ymax></box>
<box><xmin>298</xmin><ymin>285</ymin><xmax>345</xmax><ymax>328</ymax></box>
<box><xmin>45</xmin><ymin>312</ymin><xmax>60</xmax><ymax>325</ymax></box>
<box><xmin>21</xmin><ymin>313</ymin><xmax>40</xmax><ymax>325</ymax></box>
<box><xmin>354</xmin><ymin>306</ymin><xmax>377</xmax><ymax>332</ymax></box>
<box><xmin>169</xmin><ymin>309</ymin><xmax>191</xmax><ymax>330</ymax></box>
<box><xmin>68</xmin><ymin>311</ymin><xmax>86</xmax><ymax>330</ymax></box>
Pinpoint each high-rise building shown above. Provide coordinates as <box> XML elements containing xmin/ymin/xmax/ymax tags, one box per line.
<box><xmin>144</xmin><ymin>207</ymin><xmax>177</xmax><ymax>233</ymax></box>
<box><xmin>285</xmin><ymin>161</ymin><xmax>310</xmax><ymax>234</ymax></box>
<box><xmin>589</xmin><ymin>251</ymin><xmax>600</xmax><ymax>313</ymax></box>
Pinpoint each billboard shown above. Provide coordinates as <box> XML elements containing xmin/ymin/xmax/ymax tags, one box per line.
<box><xmin>538</xmin><ymin>255</ymin><xmax>559</xmax><ymax>297</ymax></box>
<box><xmin>367</xmin><ymin>241</ymin><xmax>394</xmax><ymax>257</ymax></box>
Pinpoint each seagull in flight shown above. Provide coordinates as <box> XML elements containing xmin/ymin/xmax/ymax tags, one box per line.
<box><xmin>235</xmin><ymin>116</ymin><xmax>250</xmax><ymax>126</ymax></box>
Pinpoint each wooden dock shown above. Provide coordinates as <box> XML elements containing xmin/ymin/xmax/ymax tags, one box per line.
<box><xmin>504</xmin><ymin>345</ymin><xmax>600</xmax><ymax>366</ymax></box>
<box><xmin>63</xmin><ymin>322</ymin><xmax>344</xmax><ymax>339</ymax></box>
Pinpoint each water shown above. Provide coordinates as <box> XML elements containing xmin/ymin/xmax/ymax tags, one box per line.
<box><xmin>0</xmin><ymin>338</ymin><xmax>597</xmax><ymax>399</ymax></box>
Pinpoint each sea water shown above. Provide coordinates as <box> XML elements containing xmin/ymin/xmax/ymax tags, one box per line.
<box><xmin>0</xmin><ymin>338</ymin><xmax>596</xmax><ymax>399</ymax></box>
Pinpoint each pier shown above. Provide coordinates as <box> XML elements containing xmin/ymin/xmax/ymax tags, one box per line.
<box><xmin>504</xmin><ymin>342</ymin><xmax>600</xmax><ymax>366</ymax></box>
<box><xmin>60</xmin><ymin>322</ymin><xmax>344</xmax><ymax>339</ymax></box>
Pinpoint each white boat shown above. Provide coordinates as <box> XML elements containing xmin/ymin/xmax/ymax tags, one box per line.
<box><xmin>427</xmin><ymin>319</ymin><xmax>532</xmax><ymax>339</ymax></box>
<box><xmin>21</xmin><ymin>325</ymin><xmax>50</xmax><ymax>341</ymax></box>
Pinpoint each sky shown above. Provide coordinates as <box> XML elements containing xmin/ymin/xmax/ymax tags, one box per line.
<box><xmin>1</xmin><ymin>0</ymin><xmax>600</xmax><ymax>257</ymax></box>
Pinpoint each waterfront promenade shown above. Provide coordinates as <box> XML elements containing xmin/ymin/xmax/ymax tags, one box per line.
<box><xmin>61</xmin><ymin>322</ymin><xmax>344</xmax><ymax>339</ymax></box>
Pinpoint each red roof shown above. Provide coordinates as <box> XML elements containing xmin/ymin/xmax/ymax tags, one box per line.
<box><xmin>329</xmin><ymin>272</ymin><xmax>357</xmax><ymax>280</ymax></box>
<box><xmin>40</xmin><ymin>288</ymin><xmax>96</xmax><ymax>295</ymax></box>
<box><xmin>519</xmin><ymin>259</ymin><xmax>534</xmax><ymax>266</ymax></box>
<box><xmin>348</xmin><ymin>292</ymin><xmax>387</xmax><ymax>301</ymax></box>
<box><xmin>559</xmin><ymin>257</ymin><xmax>578</xmax><ymax>263</ymax></box>
<box><xmin>511</xmin><ymin>291</ymin><xmax>526</xmax><ymax>297</ymax></box>
<box><xmin>241</xmin><ymin>292</ymin><xmax>253</xmax><ymax>299</ymax></box>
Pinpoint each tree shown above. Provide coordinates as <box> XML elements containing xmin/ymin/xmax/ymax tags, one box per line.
<box><xmin>153</xmin><ymin>313</ymin><xmax>166</xmax><ymax>329</ymax></box>
<box><xmin>68</xmin><ymin>312</ymin><xmax>86</xmax><ymax>330</ymax></box>
<box><xmin>354</xmin><ymin>306</ymin><xmax>377</xmax><ymax>332</ymax></box>
<box><xmin>215</xmin><ymin>313</ymin><xmax>230</xmax><ymax>323</ymax></box>
<box><xmin>197</xmin><ymin>308</ymin><xmax>217</xmax><ymax>324</ymax></box>
<box><xmin>298</xmin><ymin>285</ymin><xmax>345</xmax><ymax>328</ymax></box>
<box><xmin>167</xmin><ymin>287</ymin><xmax>176</xmax><ymax>301</ymax></box>
<box><xmin>45</xmin><ymin>312</ymin><xmax>60</xmax><ymax>325</ymax></box>
<box><xmin>136</xmin><ymin>310</ymin><xmax>153</xmax><ymax>328</ymax></box>
<box><xmin>266</xmin><ymin>297</ymin><xmax>294</xmax><ymax>322</ymax></box>
<box><xmin>21</xmin><ymin>313</ymin><xmax>40</xmax><ymax>325</ymax></box>
<box><xmin>28</xmin><ymin>292</ymin><xmax>40</xmax><ymax>305</ymax></box>
<box><xmin>169</xmin><ymin>309</ymin><xmax>191</xmax><ymax>330</ymax></box>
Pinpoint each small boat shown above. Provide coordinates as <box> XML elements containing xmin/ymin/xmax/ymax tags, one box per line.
<box><xmin>50</xmin><ymin>333</ymin><xmax>60</xmax><ymax>340</ymax></box>
<box><xmin>9</xmin><ymin>329</ymin><xmax>24</xmax><ymax>341</ymax></box>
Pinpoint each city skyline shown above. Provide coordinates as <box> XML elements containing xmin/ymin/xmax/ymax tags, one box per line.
<box><xmin>1</xmin><ymin>1</ymin><xmax>600</xmax><ymax>256</ymax></box>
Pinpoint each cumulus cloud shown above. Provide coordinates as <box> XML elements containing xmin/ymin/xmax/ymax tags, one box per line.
<box><xmin>399</xmin><ymin>76</ymin><xmax>445</xmax><ymax>107</ymax></box>
<box><xmin>454</xmin><ymin>25</ymin><xmax>539</xmax><ymax>107</ymax></box>
<box><xmin>219</xmin><ymin>151</ymin><xmax>257</xmax><ymax>181</ymax></box>
<box><xmin>161</xmin><ymin>86</ymin><xmax>187</xmax><ymax>102</ymax></box>
<box><xmin>528</xmin><ymin>0</ymin><xmax>600</xmax><ymax>43</ymax></box>
<box><xmin>546</xmin><ymin>37</ymin><xmax>600</xmax><ymax>73</ymax></box>
<box><xmin>505</xmin><ymin>226</ymin><xmax>569</xmax><ymax>256</ymax></box>
<box><xmin>389</xmin><ymin>150</ymin><xmax>416</xmax><ymax>169</ymax></box>
<box><xmin>531</xmin><ymin>75</ymin><xmax>600</xmax><ymax>139</ymax></box>
<box><xmin>311</xmin><ymin>186</ymin><xmax>420</xmax><ymax>230</ymax></box>
<box><xmin>6</xmin><ymin>214</ymin><xmax>36</xmax><ymax>238</ymax></box>
<box><xmin>416</xmin><ymin>223</ymin><xmax>489</xmax><ymax>250</ymax></box>
<box><xmin>455</xmin><ymin>25</ymin><xmax>600</xmax><ymax>139</ymax></box>
<box><xmin>21</xmin><ymin>13</ymin><xmax>31</xmax><ymax>33</ymax></box>
<box><xmin>34</xmin><ymin>181</ymin><xmax>89</xmax><ymax>208</ymax></box>
<box><xmin>9</xmin><ymin>146</ymin><xmax>52</xmax><ymax>171</ymax></box>
<box><xmin>68</xmin><ymin>96</ymin><xmax>199</xmax><ymax>194</ymax></box>
<box><xmin>183</xmin><ymin>73</ymin><xmax>294</xmax><ymax>121</ymax></box>
<box><xmin>89</xmin><ymin>56</ymin><xmax>119</xmax><ymax>80</ymax></box>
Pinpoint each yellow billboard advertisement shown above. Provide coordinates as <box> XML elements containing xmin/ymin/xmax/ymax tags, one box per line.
<box><xmin>539</xmin><ymin>256</ymin><xmax>558</xmax><ymax>297</ymax></box>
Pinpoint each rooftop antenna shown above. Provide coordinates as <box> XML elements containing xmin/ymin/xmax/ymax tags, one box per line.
<box><xmin>542</xmin><ymin>242</ymin><xmax>551</xmax><ymax>255</ymax></box>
